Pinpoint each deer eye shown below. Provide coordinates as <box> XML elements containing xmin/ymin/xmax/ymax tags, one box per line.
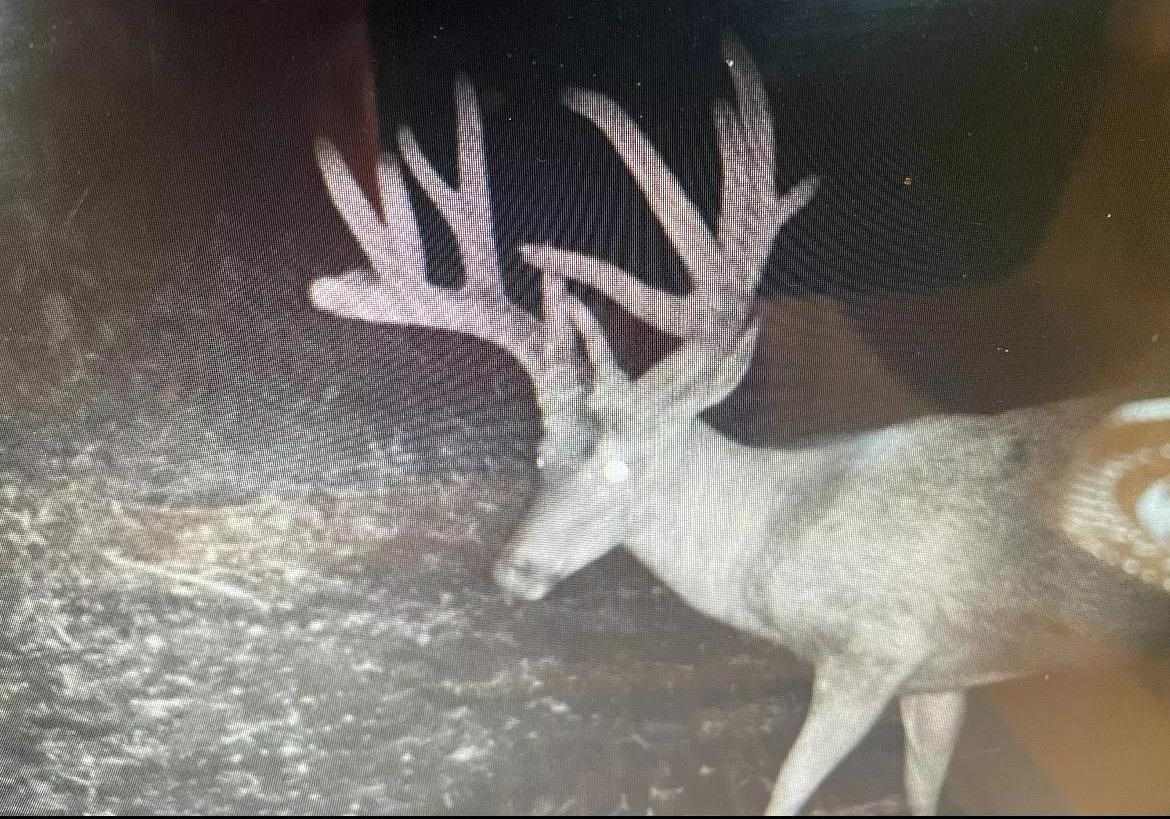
<box><xmin>601</xmin><ymin>457</ymin><xmax>630</xmax><ymax>484</ymax></box>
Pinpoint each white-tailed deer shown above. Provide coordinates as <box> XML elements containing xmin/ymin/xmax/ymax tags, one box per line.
<box><xmin>310</xmin><ymin>37</ymin><xmax>1170</xmax><ymax>815</ymax></box>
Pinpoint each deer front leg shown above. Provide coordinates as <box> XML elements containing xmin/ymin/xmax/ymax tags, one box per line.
<box><xmin>899</xmin><ymin>689</ymin><xmax>967</xmax><ymax>816</ymax></box>
<box><xmin>765</xmin><ymin>658</ymin><xmax>912</xmax><ymax>816</ymax></box>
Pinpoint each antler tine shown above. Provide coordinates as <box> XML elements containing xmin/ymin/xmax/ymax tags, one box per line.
<box><xmin>556</xmin><ymin>85</ymin><xmax>727</xmax><ymax>341</ymax></box>
<box><xmin>397</xmin><ymin>76</ymin><xmax>502</xmax><ymax>300</ymax></box>
<box><xmin>314</xmin><ymin>139</ymin><xmax>407</xmax><ymax>280</ymax></box>
<box><xmin>393</xmin><ymin>77</ymin><xmax>539</xmax><ymax>350</ymax></box>
<box><xmin>523</xmin><ymin>35</ymin><xmax>817</xmax><ymax>350</ymax></box>
<box><xmin>314</xmin><ymin>134</ymin><xmax>544</xmax><ymax>366</ymax></box>
<box><xmin>310</xmin><ymin>140</ymin><xmax>430</xmax><ymax>324</ymax></box>
<box><xmin>394</xmin><ymin>76</ymin><xmax>590</xmax><ymax>413</ymax></box>
<box><xmin>716</xmin><ymin>35</ymin><xmax>819</xmax><ymax>282</ymax></box>
<box><xmin>520</xmin><ymin>245</ymin><xmax>693</xmax><ymax>337</ymax></box>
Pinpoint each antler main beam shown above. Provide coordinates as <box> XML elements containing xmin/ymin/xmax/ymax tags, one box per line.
<box><xmin>311</xmin><ymin>77</ymin><xmax>589</xmax><ymax>469</ymax></box>
<box><xmin>521</xmin><ymin>36</ymin><xmax>818</xmax><ymax>347</ymax></box>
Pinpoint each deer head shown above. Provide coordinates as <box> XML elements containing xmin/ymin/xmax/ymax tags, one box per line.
<box><xmin>495</xmin><ymin>36</ymin><xmax>818</xmax><ymax>600</ymax></box>
<box><xmin>496</xmin><ymin>302</ymin><xmax>763</xmax><ymax>599</ymax></box>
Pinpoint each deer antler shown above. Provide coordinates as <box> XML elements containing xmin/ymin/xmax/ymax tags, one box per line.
<box><xmin>520</xmin><ymin>35</ymin><xmax>818</xmax><ymax>350</ymax></box>
<box><xmin>311</xmin><ymin>76</ymin><xmax>590</xmax><ymax>469</ymax></box>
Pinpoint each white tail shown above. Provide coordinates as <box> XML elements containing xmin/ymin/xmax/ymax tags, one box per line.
<box><xmin>311</xmin><ymin>38</ymin><xmax>1170</xmax><ymax>816</ymax></box>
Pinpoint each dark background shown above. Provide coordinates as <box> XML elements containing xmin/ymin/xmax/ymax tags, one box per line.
<box><xmin>371</xmin><ymin>0</ymin><xmax>1104</xmax><ymax>296</ymax></box>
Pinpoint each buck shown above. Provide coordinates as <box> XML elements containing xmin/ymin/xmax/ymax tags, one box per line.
<box><xmin>309</xmin><ymin>37</ymin><xmax>1170</xmax><ymax>815</ymax></box>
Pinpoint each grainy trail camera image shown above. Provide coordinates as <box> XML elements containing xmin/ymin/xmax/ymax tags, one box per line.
<box><xmin>1</xmin><ymin>0</ymin><xmax>1169</xmax><ymax>814</ymax></box>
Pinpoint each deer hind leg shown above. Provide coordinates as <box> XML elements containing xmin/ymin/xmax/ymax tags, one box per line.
<box><xmin>899</xmin><ymin>689</ymin><xmax>967</xmax><ymax>816</ymax></box>
<box><xmin>764</xmin><ymin>658</ymin><xmax>912</xmax><ymax>816</ymax></box>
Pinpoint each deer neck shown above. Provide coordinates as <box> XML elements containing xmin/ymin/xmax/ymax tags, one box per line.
<box><xmin>620</xmin><ymin>418</ymin><xmax>858</xmax><ymax>634</ymax></box>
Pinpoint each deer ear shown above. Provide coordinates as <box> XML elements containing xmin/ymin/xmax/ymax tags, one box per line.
<box><xmin>644</xmin><ymin>318</ymin><xmax>762</xmax><ymax>417</ymax></box>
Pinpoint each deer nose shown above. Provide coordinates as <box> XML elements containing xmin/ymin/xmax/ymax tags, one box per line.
<box><xmin>493</xmin><ymin>560</ymin><xmax>555</xmax><ymax>602</ymax></box>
